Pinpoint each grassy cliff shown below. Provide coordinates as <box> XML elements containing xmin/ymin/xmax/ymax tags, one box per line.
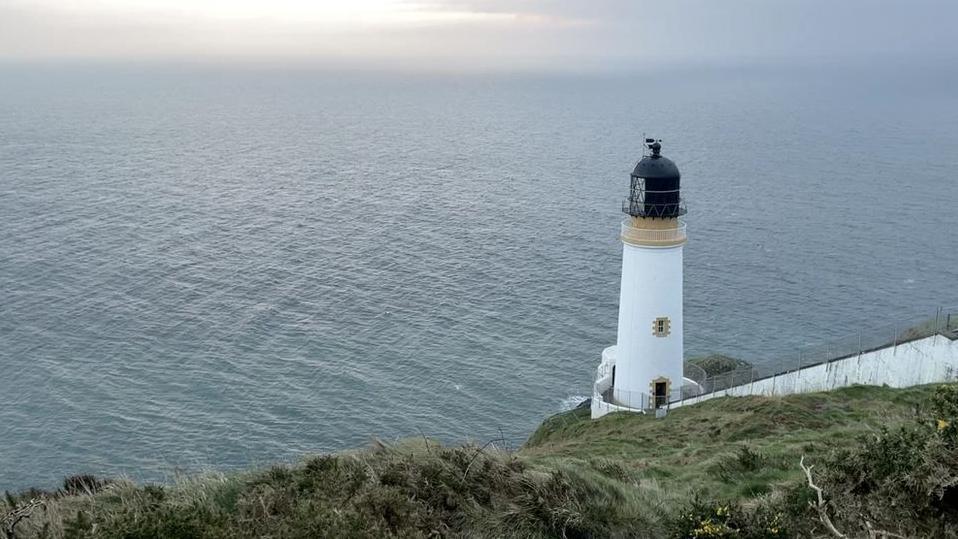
<box><xmin>4</xmin><ymin>384</ymin><xmax>957</xmax><ymax>538</ymax></box>
<box><xmin>524</xmin><ymin>384</ymin><xmax>929</xmax><ymax>500</ymax></box>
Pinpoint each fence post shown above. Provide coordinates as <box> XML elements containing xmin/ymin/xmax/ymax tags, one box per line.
<box><xmin>797</xmin><ymin>351</ymin><xmax>804</xmax><ymax>392</ymax></box>
<box><xmin>792</xmin><ymin>354</ymin><xmax>804</xmax><ymax>394</ymax></box>
<box><xmin>936</xmin><ymin>306</ymin><xmax>942</xmax><ymax>343</ymax></box>
<box><xmin>894</xmin><ymin>324</ymin><xmax>899</xmax><ymax>354</ymax></box>
<box><xmin>858</xmin><ymin>329</ymin><xmax>863</xmax><ymax>357</ymax></box>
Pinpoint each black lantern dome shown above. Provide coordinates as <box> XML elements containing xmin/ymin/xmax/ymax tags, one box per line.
<box><xmin>623</xmin><ymin>140</ymin><xmax>686</xmax><ymax>218</ymax></box>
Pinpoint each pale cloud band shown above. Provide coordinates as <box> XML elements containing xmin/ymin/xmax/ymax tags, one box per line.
<box><xmin>0</xmin><ymin>0</ymin><xmax>953</xmax><ymax>70</ymax></box>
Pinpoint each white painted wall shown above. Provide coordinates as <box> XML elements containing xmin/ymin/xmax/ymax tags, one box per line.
<box><xmin>613</xmin><ymin>241</ymin><xmax>684</xmax><ymax>404</ymax></box>
<box><xmin>672</xmin><ymin>335</ymin><xmax>958</xmax><ymax>409</ymax></box>
<box><xmin>591</xmin><ymin>345</ymin><xmax>702</xmax><ymax>418</ymax></box>
<box><xmin>591</xmin><ymin>345</ymin><xmax>637</xmax><ymax>418</ymax></box>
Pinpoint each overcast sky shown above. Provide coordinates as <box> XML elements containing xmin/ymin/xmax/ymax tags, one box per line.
<box><xmin>1</xmin><ymin>0</ymin><xmax>954</xmax><ymax>70</ymax></box>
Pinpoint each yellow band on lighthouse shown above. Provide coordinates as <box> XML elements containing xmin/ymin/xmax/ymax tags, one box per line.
<box><xmin>620</xmin><ymin>216</ymin><xmax>687</xmax><ymax>247</ymax></box>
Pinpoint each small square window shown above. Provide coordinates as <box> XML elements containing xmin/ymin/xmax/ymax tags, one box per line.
<box><xmin>652</xmin><ymin>317</ymin><xmax>671</xmax><ymax>337</ymax></box>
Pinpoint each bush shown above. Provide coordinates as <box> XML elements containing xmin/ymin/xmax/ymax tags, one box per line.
<box><xmin>687</xmin><ymin>355</ymin><xmax>753</xmax><ymax>378</ymax></box>
<box><xmin>61</xmin><ymin>475</ymin><xmax>108</xmax><ymax>497</ymax></box>
<box><xmin>804</xmin><ymin>385</ymin><xmax>958</xmax><ymax>536</ymax></box>
<box><xmin>710</xmin><ymin>446</ymin><xmax>767</xmax><ymax>480</ymax></box>
<box><xmin>666</xmin><ymin>497</ymin><xmax>787</xmax><ymax>539</ymax></box>
<box><xmin>52</xmin><ymin>443</ymin><xmax>652</xmax><ymax>539</ymax></box>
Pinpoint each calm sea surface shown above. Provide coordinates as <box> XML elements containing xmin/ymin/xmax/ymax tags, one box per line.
<box><xmin>2</xmin><ymin>63</ymin><xmax>957</xmax><ymax>489</ymax></box>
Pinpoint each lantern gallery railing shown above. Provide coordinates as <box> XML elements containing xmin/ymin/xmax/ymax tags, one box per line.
<box><xmin>620</xmin><ymin>220</ymin><xmax>687</xmax><ymax>246</ymax></box>
<box><xmin>621</xmin><ymin>197</ymin><xmax>687</xmax><ymax>218</ymax></box>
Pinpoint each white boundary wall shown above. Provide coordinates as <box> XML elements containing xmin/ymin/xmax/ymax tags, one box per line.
<box><xmin>672</xmin><ymin>334</ymin><xmax>958</xmax><ymax>409</ymax></box>
<box><xmin>591</xmin><ymin>346</ymin><xmax>625</xmax><ymax>419</ymax></box>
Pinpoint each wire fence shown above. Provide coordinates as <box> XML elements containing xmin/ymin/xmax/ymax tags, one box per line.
<box><xmin>583</xmin><ymin>305</ymin><xmax>958</xmax><ymax>420</ymax></box>
<box><xmin>688</xmin><ymin>305</ymin><xmax>958</xmax><ymax>398</ymax></box>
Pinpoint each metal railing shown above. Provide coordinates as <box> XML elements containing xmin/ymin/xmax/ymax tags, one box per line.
<box><xmin>592</xmin><ymin>361</ymin><xmax>707</xmax><ymax>414</ymax></box>
<box><xmin>608</xmin><ymin>385</ymin><xmax>703</xmax><ymax>409</ymax></box>
<box><xmin>621</xmin><ymin>198</ymin><xmax>688</xmax><ymax>218</ymax></box>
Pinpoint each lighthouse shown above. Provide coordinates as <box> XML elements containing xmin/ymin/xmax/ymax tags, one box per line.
<box><xmin>592</xmin><ymin>139</ymin><xmax>690</xmax><ymax>418</ymax></box>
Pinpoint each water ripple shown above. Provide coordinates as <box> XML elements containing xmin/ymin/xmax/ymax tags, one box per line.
<box><xmin>1</xmin><ymin>66</ymin><xmax>957</xmax><ymax>490</ymax></box>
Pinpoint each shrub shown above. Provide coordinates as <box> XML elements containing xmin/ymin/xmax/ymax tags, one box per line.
<box><xmin>48</xmin><ymin>443</ymin><xmax>651</xmax><ymax>539</ymax></box>
<box><xmin>710</xmin><ymin>446</ymin><xmax>767</xmax><ymax>480</ymax></box>
<box><xmin>666</xmin><ymin>497</ymin><xmax>787</xmax><ymax>539</ymax></box>
<box><xmin>687</xmin><ymin>355</ymin><xmax>753</xmax><ymax>377</ymax></box>
<box><xmin>61</xmin><ymin>476</ymin><xmax>108</xmax><ymax>497</ymax></box>
<box><xmin>804</xmin><ymin>385</ymin><xmax>958</xmax><ymax>536</ymax></box>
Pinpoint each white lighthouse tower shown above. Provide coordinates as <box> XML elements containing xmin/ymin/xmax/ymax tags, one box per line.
<box><xmin>592</xmin><ymin>139</ymin><xmax>692</xmax><ymax>418</ymax></box>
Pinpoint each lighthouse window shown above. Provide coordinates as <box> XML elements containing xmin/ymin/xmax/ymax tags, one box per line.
<box><xmin>652</xmin><ymin>317</ymin><xmax>671</xmax><ymax>337</ymax></box>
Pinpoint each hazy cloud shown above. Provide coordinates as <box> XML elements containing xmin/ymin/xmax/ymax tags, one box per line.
<box><xmin>0</xmin><ymin>0</ymin><xmax>954</xmax><ymax>70</ymax></box>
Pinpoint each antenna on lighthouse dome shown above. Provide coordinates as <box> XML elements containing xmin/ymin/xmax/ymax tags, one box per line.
<box><xmin>648</xmin><ymin>140</ymin><xmax>662</xmax><ymax>157</ymax></box>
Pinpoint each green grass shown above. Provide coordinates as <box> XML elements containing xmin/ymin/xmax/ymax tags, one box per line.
<box><xmin>686</xmin><ymin>354</ymin><xmax>754</xmax><ymax>377</ymax></box>
<box><xmin>2</xmin><ymin>384</ymin><xmax>947</xmax><ymax>538</ymax></box>
<box><xmin>522</xmin><ymin>384</ymin><xmax>932</xmax><ymax>501</ymax></box>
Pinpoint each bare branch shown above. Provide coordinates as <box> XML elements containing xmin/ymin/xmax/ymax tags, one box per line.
<box><xmin>417</xmin><ymin>427</ymin><xmax>431</xmax><ymax>454</ymax></box>
<box><xmin>864</xmin><ymin>520</ymin><xmax>907</xmax><ymax>539</ymax></box>
<box><xmin>800</xmin><ymin>455</ymin><xmax>847</xmax><ymax>539</ymax></box>
<box><xmin>498</xmin><ymin>427</ymin><xmax>511</xmax><ymax>454</ymax></box>
<box><xmin>462</xmin><ymin>438</ymin><xmax>503</xmax><ymax>481</ymax></box>
<box><xmin>2</xmin><ymin>497</ymin><xmax>45</xmax><ymax>539</ymax></box>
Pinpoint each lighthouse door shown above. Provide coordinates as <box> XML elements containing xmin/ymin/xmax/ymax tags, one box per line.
<box><xmin>653</xmin><ymin>380</ymin><xmax>669</xmax><ymax>408</ymax></box>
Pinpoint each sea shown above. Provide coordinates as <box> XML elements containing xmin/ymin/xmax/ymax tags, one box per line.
<box><xmin>2</xmin><ymin>61</ymin><xmax>957</xmax><ymax>490</ymax></box>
